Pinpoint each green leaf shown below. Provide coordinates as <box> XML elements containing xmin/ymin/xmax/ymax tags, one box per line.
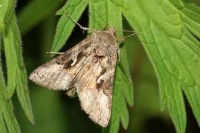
<box><xmin>0</xmin><ymin>0</ymin><xmax>8</xmax><ymax>30</ymax></box>
<box><xmin>0</xmin><ymin>1</ymin><xmax>21</xmax><ymax>132</ymax></box>
<box><xmin>17</xmin><ymin>0</ymin><xmax>64</xmax><ymax>35</ymax></box>
<box><xmin>0</xmin><ymin>46</ymin><xmax>20</xmax><ymax>133</ymax></box>
<box><xmin>123</xmin><ymin>0</ymin><xmax>200</xmax><ymax>132</ymax></box>
<box><xmin>0</xmin><ymin>109</ymin><xmax>7</xmax><ymax>133</ymax></box>
<box><xmin>3</xmin><ymin>0</ymin><xmax>16</xmax><ymax>24</ymax></box>
<box><xmin>3</xmin><ymin>16</ymin><xmax>16</xmax><ymax>99</ymax></box>
<box><xmin>3</xmin><ymin>13</ymin><xmax>35</xmax><ymax>124</ymax></box>
<box><xmin>51</xmin><ymin>0</ymin><xmax>88</xmax><ymax>52</ymax></box>
<box><xmin>119</xmin><ymin>47</ymin><xmax>134</xmax><ymax>107</ymax></box>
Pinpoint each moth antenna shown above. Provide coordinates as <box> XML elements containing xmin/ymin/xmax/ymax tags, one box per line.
<box><xmin>62</xmin><ymin>7</ymin><xmax>92</xmax><ymax>31</ymax></box>
<box><xmin>117</xmin><ymin>29</ymin><xmax>158</xmax><ymax>35</ymax></box>
<box><xmin>89</xmin><ymin>5</ymin><xmax>108</xmax><ymax>29</ymax></box>
<box><xmin>46</xmin><ymin>52</ymin><xmax>64</xmax><ymax>55</ymax></box>
<box><xmin>117</xmin><ymin>32</ymin><xmax>137</xmax><ymax>42</ymax></box>
<box><xmin>117</xmin><ymin>30</ymin><xmax>158</xmax><ymax>42</ymax></box>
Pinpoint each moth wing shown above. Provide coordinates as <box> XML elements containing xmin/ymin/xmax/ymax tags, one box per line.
<box><xmin>74</xmin><ymin>53</ymin><xmax>117</xmax><ymax>127</ymax></box>
<box><xmin>29</xmin><ymin>36</ymin><xmax>94</xmax><ymax>90</ymax></box>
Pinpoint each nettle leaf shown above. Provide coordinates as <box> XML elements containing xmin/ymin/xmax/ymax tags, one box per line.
<box><xmin>123</xmin><ymin>0</ymin><xmax>200</xmax><ymax>133</ymax></box>
<box><xmin>53</xmin><ymin>0</ymin><xmax>200</xmax><ymax>132</ymax></box>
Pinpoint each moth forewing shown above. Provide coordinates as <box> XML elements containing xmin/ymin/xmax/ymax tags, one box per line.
<box><xmin>29</xmin><ymin>27</ymin><xmax>119</xmax><ymax>127</ymax></box>
<box><xmin>74</xmin><ymin>28</ymin><xmax>118</xmax><ymax>127</ymax></box>
<box><xmin>29</xmin><ymin>35</ymin><xmax>94</xmax><ymax>90</ymax></box>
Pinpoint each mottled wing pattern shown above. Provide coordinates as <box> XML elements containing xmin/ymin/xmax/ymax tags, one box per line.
<box><xmin>29</xmin><ymin>27</ymin><xmax>119</xmax><ymax>127</ymax></box>
<box><xmin>74</xmin><ymin>29</ymin><xmax>118</xmax><ymax>127</ymax></box>
<box><xmin>74</xmin><ymin>59</ymin><xmax>116</xmax><ymax>127</ymax></box>
<box><xmin>29</xmin><ymin>36</ymin><xmax>94</xmax><ymax>90</ymax></box>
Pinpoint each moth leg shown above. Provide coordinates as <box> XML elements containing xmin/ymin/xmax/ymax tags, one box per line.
<box><xmin>116</xmin><ymin>31</ymin><xmax>137</xmax><ymax>42</ymax></box>
<box><xmin>46</xmin><ymin>52</ymin><xmax>64</xmax><ymax>55</ymax></box>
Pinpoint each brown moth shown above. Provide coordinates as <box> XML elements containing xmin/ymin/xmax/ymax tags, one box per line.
<box><xmin>29</xmin><ymin>27</ymin><xmax>119</xmax><ymax>127</ymax></box>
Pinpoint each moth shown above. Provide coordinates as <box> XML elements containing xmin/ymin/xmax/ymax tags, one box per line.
<box><xmin>29</xmin><ymin>26</ymin><xmax>120</xmax><ymax>127</ymax></box>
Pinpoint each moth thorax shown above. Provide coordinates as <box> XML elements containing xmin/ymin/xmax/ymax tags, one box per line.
<box><xmin>95</xmin><ymin>47</ymin><xmax>107</xmax><ymax>56</ymax></box>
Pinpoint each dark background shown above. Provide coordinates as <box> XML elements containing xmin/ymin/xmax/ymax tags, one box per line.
<box><xmin>9</xmin><ymin>0</ymin><xmax>200</xmax><ymax>133</ymax></box>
